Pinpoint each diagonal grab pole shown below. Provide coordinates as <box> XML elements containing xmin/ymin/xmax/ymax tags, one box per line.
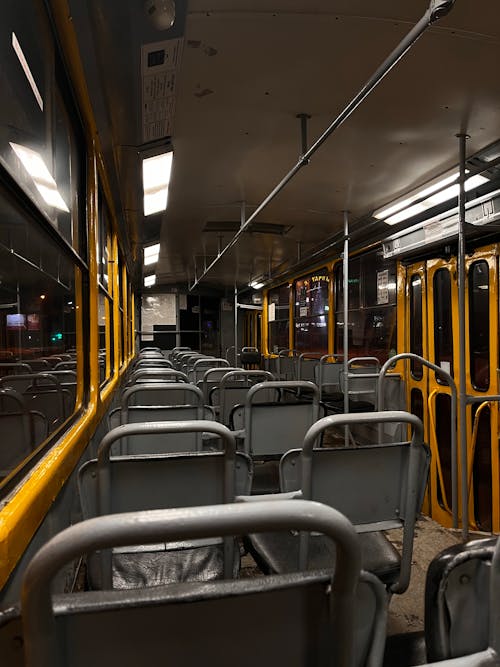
<box><xmin>189</xmin><ymin>0</ymin><xmax>456</xmax><ymax>290</ymax></box>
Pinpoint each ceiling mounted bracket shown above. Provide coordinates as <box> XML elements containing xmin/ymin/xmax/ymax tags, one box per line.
<box><xmin>296</xmin><ymin>113</ymin><xmax>311</xmax><ymax>165</ymax></box>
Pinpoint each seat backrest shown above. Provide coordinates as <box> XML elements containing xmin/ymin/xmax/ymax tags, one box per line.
<box><xmin>54</xmin><ymin>360</ymin><xmax>77</xmax><ymax>371</ymax></box>
<box><xmin>340</xmin><ymin>357</ymin><xmax>381</xmax><ymax>406</ymax></box>
<box><xmin>126</xmin><ymin>368</ymin><xmax>188</xmax><ymax>385</ymax></box>
<box><xmin>280</xmin><ymin>411</ymin><xmax>430</xmax><ymax>594</ymax></box>
<box><xmin>189</xmin><ymin>357</ymin><xmax>230</xmax><ymax>383</ymax></box>
<box><xmin>297</xmin><ymin>353</ymin><xmax>323</xmax><ymax>382</ymax></box>
<box><xmin>276</xmin><ymin>349</ymin><xmax>298</xmax><ymax>381</ymax></box>
<box><xmin>78</xmin><ymin>421</ymin><xmax>252</xmax><ymax>586</ymax></box>
<box><xmin>216</xmin><ymin>370</ymin><xmax>275</xmax><ymax>426</ymax></box>
<box><xmin>135</xmin><ymin>358</ymin><xmax>173</xmax><ymax>370</ymax></box>
<box><xmin>0</xmin><ymin>362</ymin><xmax>33</xmax><ymax>378</ymax></box>
<box><xmin>425</xmin><ymin>536</ymin><xmax>498</xmax><ymax>662</ymax></box>
<box><xmin>20</xmin><ymin>500</ymin><xmax>388</xmax><ymax>667</ymax></box>
<box><xmin>315</xmin><ymin>354</ymin><xmax>344</xmax><ymax>398</ymax></box>
<box><xmin>121</xmin><ymin>382</ymin><xmax>204</xmax><ymax>407</ymax></box>
<box><xmin>199</xmin><ymin>366</ymin><xmax>243</xmax><ymax>402</ymax></box>
<box><xmin>108</xmin><ymin>404</ymin><xmax>215</xmax><ymax>453</ymax></box>
<box><xmin>244</xmin><ymin>381</ymin><xmax>320</xmax><ymax>457</ymax></box>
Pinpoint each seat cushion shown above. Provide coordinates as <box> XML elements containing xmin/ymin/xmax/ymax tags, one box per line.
<box><xmin>87</xmin><ymin>541</ymin><xmax>240</xmax><ymax>590</ymax></box>
<box><xmin>246</xmin><ymin>530</ymin><xmax>400</xmax><ymax>586</ymax></box>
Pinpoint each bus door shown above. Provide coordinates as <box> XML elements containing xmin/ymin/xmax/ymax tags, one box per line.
<box><xmin>464</xmin><ymin>248</ymin><xmax>499</xmax><ymax>532</ymax></box>
<box><xmin>426</xmin><ymin>258</ymin><xmax>459</xmax><ymax>528</ymax></box>
<box><xmin>425</xmin><ymin>250</ymin><xmax>499</xmax><ymax>532</ymax></box>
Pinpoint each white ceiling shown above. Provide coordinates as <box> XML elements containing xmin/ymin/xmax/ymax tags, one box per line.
<box><xmin>70</xmin><ymin>0</ymin><xmax>500</xmax><ymax>289</ymax></box>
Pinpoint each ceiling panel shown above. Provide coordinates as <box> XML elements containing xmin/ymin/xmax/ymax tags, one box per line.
<box><xmin>70</xmin><ymin>1</ymin><xmax>500</xmax><ymax>289</ymax></box>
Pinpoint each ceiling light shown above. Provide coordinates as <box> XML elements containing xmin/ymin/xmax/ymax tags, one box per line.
<box><xmin>144</xmin><ymin>275</ymin><xmax>156</xmax><ymax>287</ymax></box>
<box><xmin>144</xmin><ymin>243</ymin><xmax>160</xmax><ymax>265</ymax></box>
<box><xmin>377</xmin><ymin>172</ymin><xmax>489</xmax><ymax>226</ymax></box>
<box><xmin>143</xmin><ymin>152</ymin><xmax>173</xmax><ymax>216</ymax></box>
<box><xmin>12</xmin><ymin>33</ymin><xmax>43</xmax><ymax>111</ymax></box>
<box><xmin>249</xmin><ymin>281</ymin><xmax>264</xmax><ymax>290</ymax></box>
<box><xmin>10</xmin><ymin>142</ymin><xmax>69</xmax><ymax>212</ymax></box>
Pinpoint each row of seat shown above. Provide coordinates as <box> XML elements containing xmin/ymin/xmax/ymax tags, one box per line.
<box><xmin>2</xmin><ymin>503</ymin><xmax>499</xmax><ymax>665</ymax></box>
<box><xmin>0</xmin><ymin>346</ymin><xmax>497</xmax><ymax>664</ymax></box>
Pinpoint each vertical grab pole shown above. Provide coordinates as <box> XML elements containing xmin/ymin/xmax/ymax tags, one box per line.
<box><xmin>234</xmin><ymin>285</ymin><xmax>238</xmax><ymax>367</ymax></box>
<box><xmin>343</xmin><ymin>210</ymin><xmax>350</xmax><ymax>446</ymax></box>
<box><xmin>456</xmin><ymin>133</ymin><xmax>470</xmax><ymax>539</ymax></box>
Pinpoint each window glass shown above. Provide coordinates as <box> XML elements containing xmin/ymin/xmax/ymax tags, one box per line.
<box><xmin>294</xmin><ymin>270</ymin><xmax>329</xmax><ymax>354</ymax></box>
<box><xmin>267</xmin><ymin>285</ymin><xmax>289</xmax><ymax>354</ymax></box>
<box><xmin>409</xmin><ymin>275</ymin><xmax>423</xmax><ymax>379</ymax></box>
<box><xmin>335</xmin><ymin>250</ymin><xmax>397</xmax><ymax>362</ymax></box>
<box><xmin>0</xmin><ymin>185</ymin><xmax>80</xmax><ymax>483</ymax></box>
<box><xmin>468</xmin><ymin>261</ymin><xmax>489</xmax><ymax>391</ymax></box>
<box><xmin>98</xmin><ymin>291</ymin><xmax>109</xmax><ymax>385</ymax></box>
<box><xmin>433</xmin><ymin>269</ymin><xmax>453</xmax><ymax>381</ymax></box>
<box><xmin>0</xmin><ymin>3</ymin><xmax>84</xmax><ymax>252</ymax></box>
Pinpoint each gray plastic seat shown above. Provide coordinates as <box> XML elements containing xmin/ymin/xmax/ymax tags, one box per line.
<box><xmin>108</xmin><ymin>403</ymin><xmax>215</xmax><ymax>454</ymax></box>
<box><xmin>189</xmin><ymin>357</ymin><xmax>230</xmax><ymax>383</ymax></box>
<box><xmin>425</xmin><ymin>536</ymin><xmax>498</xmax><ymax>662</ymax></box>
<box><xmin>246</xmin><ymin>411</ymin><xmax>430</xmax><ymax>594</ymax></box>
<box><xmin>211</xmin><ymin>370</ymin><xmax>275</xmax><ymax>426</ymax></box>
<box><xmin>17</xmin><ymin>500</ymin><xmax>388</xmax><ymax>667</ymax></box>
<box><xmin>121</xmin><ymin>381</ymin><xmax>203</xmax><ymax>406</ymax></box>
<box><xmin>78</xmin><ymin>421</ymin><xmax>252</xmax><ymax>589</ymax></box>
<box><xmin>240</xmin><ymin>380</ymin><xmax>321</xmax><ymax>494</ymax></box>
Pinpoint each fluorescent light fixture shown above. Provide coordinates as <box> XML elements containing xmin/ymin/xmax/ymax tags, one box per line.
<box><xmin>144</xmin><ymin>243</ymin><xmax>160</xmax><ymax>265</ymax></box>
<box><xmin>376</xmin><ymin>172</ymin><xmax>489</xmax><ymax>226</ymax></box>
<box><xmin>144</xmin><ymin>275</ymin><xmax>156</xmax><ymax>287</ymax></box>
<box><xmin>143</xmin><ymin>152</ymin><xmax>173</xmax><ymax>216</ymax></box>
<box><xmin>12</xmin><ymin>32</ymin><xmax>43</xmax><ymax>111</ymax></box>
<box><xmin>10</xmin><ymin>142</ymin><xmax>69</xmax><ymax>212</ymax></box>
<box><xmin>249</xmin><ymin>281</ymin><xmax>264</xmax><ymax>290</ymax></box>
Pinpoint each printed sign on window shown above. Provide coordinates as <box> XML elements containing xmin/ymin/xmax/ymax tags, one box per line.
<box><xmin>377</xmin><ymin>270</ymin><xmax>389</xmax><ymax>305</ymax></box>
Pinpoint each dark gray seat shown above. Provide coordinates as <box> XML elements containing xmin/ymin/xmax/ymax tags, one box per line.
<box><xmin>78</xmin><ymin>421</ymin><xmax>252</xmax><ymax>589</ymax></box>
<box><xmin>246</xmin><ymin>411</ymin><xmax>430</xmax><ymax>594</ymax></box>
<box><xmin>388</xmin><ymin>534</ymin><xmax>500</xmax><ymax>667</ymax></box>
<box><xmin>240</xmin><ymin>380</ymin><xmax>321</xmax><ymax>494</ymax></box>
<box><xmin>425</xmin><ymin>536</ymin><xmax>498</xmax><ymax>662</ymax></box>
<box><xmin>126</xmin><ymin>367</ymin><xmax>188</xmax><ymax>386</ymax></box>
<box><xmin>121</xmin><ymin>381</ymin><xmax>203</xmax><ymax>406</ymax></box>
<box><xmin>17</xmin><ymin>500</ymin><xmax>388</xmax><ymax>667</ymax></box>
<box><xmin>211</xmin><ymin>369</ymin><xmax>274</xmax><ymax>426</ymax></box>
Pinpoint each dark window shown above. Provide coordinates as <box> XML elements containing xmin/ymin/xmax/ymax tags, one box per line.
<box><xmin>410</xmin><ymin>388</ymin><xmax>424</xmax><ymax>423</ymax></box>
<box><xmin>0</xmin><ymin>183</ymin><xmax>80</xmax><ymax>483</ymax></box>
<box><xmin>435</xmin><ymin>393</ymin><xmax>452</xmax><ymax>511</ymax></box>
<box><xmin>471</xmin><ymin>404</ymin><xmax>492</xmax><ymax>531</ymax></box>
<box><xmin>468</xmin><ymin>261</ymin><xmax>489</xmax><ymax>391</ymax></box>
<box><xmin>294</xmin><ymin>270</ymin><xmax>329</xmax><ymax>354</ymax></box>
<box><xmin>0</xmin><ymin>3</ymin><xmax>85</xmax><ymax>252</ymax></box>
<box><xmin>409</xmin><ymin>275</ymin><xmax>423</xmax><ymax>379</ymax></box>
<box><xmin>334</xmin><ymin>250</ymin><xmax>397</xmax><ymax>362</ymax></box>
<box><xmin>433</xmin><ymin>269</ymin><xmax>453</xmax><ymax>383</ymax></box>
<box><xmin>268</xmin><ymin>285</ymin><xmax>289</xmax><ymax>354</ymax></box>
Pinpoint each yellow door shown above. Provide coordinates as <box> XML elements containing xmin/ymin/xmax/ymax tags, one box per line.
<box><xmin>464</xmin><ymin>248</ymin><xmax>499</xmax><ymax>532</ymax></box>
<box><xmin>418</xmin><ymin>248</ymin><xmax>499</xmax><ymax>532</ymax></box>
